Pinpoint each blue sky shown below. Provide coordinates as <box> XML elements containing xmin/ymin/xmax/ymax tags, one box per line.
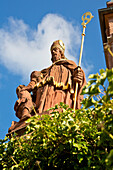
<box><xmin>0</xmin><ymin>0</ymin><xmax>108</xmax><ymax>139</ymax></box>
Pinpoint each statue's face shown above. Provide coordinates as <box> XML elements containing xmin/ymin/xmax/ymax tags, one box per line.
<box><xmin>51</xmin><ymin>47</ymin><xmax>62</xmax><ymax>62</ymax></box>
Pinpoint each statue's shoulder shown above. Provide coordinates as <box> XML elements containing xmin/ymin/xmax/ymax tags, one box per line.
<box><xmin>55</xmin><ymin>59</ymin><xmax>77</xmax><ymax>68</ymax></box>
<box><xmin>41</xmin><ymin>65</ymin><xmax>52</xmax><ymax>75</ymax></box>
<box><xmin>65</xmin><ymin>59</ymin><xmax>77</xmax><ymax>65</ymax></box>
<box><xmin>30</xmin><ymin>71</ymin><xmax>41</xmax><ymax>79</ymax></box>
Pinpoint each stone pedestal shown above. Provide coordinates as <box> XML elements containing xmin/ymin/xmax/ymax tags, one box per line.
<box><xmin>7</xmin><ymin>120</ymin><xmax>28</xmax><ymax>138</ymax></box>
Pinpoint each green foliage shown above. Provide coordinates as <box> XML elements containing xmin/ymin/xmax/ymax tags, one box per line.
<box><xmin>0</xmin><ymin>68</ymin><xmax>113</xmax><ymax>169</ymax></box>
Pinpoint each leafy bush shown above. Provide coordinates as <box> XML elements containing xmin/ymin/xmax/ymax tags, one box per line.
<box><xmin>0</xmin><ymin>68</ymin><xmax>113</xmax><ymax>169</ymax></box>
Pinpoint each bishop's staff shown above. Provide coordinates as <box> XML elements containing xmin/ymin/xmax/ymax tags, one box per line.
<box><xmin>73</xmin><ymin>12</ymin><xmax>94</xmax><ymax>110</ymax></box>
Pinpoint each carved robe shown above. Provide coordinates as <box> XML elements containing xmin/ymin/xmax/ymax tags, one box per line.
<box><xmin>31</xmin><ymin>59</ymin><xmax>86</xmax><ymax>113</ymax></box>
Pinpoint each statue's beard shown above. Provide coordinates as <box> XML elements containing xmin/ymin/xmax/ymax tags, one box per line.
<box><xmin>52</xmin><ymin>55</ymin><xmax>61</xmax><ymax>62</ymax></box>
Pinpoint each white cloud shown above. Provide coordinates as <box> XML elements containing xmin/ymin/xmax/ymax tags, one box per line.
<box><xmin>0</xmin><ymin>14</ymin><xmax>89</xmax><ymax>81</ymax></box>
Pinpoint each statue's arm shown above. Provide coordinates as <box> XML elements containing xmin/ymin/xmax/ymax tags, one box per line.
<box><xmin>21</xmin><ymin>71</ymin><xmax>42</xmax><ymax>92</ymax></box>
<box><xmin>22</xmin><ymin>81</ymin><xmax>36</xmax><ymax>92</ymax></box>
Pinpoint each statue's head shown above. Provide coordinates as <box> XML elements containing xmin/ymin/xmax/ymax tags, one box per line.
<box><xmin>16</xmin><ymin>85</ymin><xmax>25</xmax><ymax>97</ymax></box>
<box><xmin>50</xmin><ymin>40</ymin><xmax>66</xmax><ymax>63</ymax></box>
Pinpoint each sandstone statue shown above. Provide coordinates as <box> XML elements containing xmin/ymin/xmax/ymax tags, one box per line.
<box><xmin>8</xmin><ymin>40</ymin><xmax>86</xmax><ymax>134</ymax></box>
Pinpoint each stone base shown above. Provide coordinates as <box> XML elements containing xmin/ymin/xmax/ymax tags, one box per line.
<box><xmin>7</xmin><ymin>120</ymin><xmax>28</xmax><ymax>138</ymax></box>
<box><xmin>7</xmin><ymin>111</ymin><xmax>50</xmax><ymax>138</ymax></box>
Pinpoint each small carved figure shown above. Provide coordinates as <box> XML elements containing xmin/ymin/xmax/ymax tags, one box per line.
<box><xmin>14</xmin><ymin>85</ymin><xmax>33</xmax><ymax>120</ymax></box>
<box><xmin>8</xmin><ymin>85</ymin><xmax>33</xmax><ymax>132</ymax></box>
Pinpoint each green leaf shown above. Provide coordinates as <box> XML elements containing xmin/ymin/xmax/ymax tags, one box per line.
<box><xmin>99</xmin><ymin>69</ymin><xmax>105</xmax><ymax>74</ymax></box>
<box><xmin>105</xmin><ymin>149</ymin><xmax>113</xmax><ymax>167</ymax></box>
<box><xmin>88</xmin><ymin>73</ymin><xmax>99</xmax><ymax>79</ymax></box>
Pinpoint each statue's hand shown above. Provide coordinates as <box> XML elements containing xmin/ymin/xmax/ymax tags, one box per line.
<box><xmin>20</xmin><ymin>86</ymin><xmax>29</xmax><ymax>92</ymax></box>
<box><xmin>73</xmin><ymin>67</ymin><xmax>83</xmax><ymax>84</ymax></box>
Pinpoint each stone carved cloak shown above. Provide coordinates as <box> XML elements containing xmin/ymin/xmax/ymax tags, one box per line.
<box><xmin>31</xmin><ymin>59</ymin><xmax>86</xmax><ymax>114</ymax></box>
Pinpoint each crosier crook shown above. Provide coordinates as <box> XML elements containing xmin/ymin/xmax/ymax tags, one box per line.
<box><xmin>73</xmin><ymin>12</ymin><xmax>94</xmax><ymax>110</ymax></box>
